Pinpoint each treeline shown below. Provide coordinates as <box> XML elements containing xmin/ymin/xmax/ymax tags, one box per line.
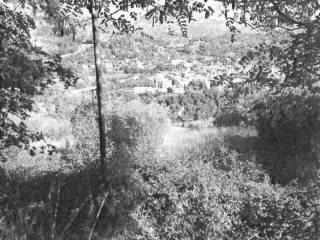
<box><xmin>154</xmin><ymin>86</ymin><xmax>245</xmax><ymax>125</ymax></box>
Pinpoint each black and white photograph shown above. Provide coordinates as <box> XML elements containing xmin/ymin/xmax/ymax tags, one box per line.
<box><xmin>1</xmin><ymin>0</ymin><xmax>320</xmax><ymax>239</ymax></box>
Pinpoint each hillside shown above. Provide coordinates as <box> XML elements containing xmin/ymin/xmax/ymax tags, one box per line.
<box><xmin>1</xmin><ymin>1</ymin><xmax>319</xmax><ymax>239</ymax></box>
<box><xmin>22</xmin><ymin>12</ymin><xmax>268</xmax><ymax>150</ymax></box>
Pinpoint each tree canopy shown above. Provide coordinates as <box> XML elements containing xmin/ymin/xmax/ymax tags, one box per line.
<box><xmin>0</xmin><ymin>2</ymin><xmax>77</xmax><ymax>160</ymax></box>
<box><xmin>215</xmin><ymin>0</ymin><xmax>320</xmax><ymax>92</ymax></box>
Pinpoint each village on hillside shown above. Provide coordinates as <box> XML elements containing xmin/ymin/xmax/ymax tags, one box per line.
<box><xmin>66</xmin><ymin>35</ymin><xmax>248</xmax><ymax>96</ymax></box>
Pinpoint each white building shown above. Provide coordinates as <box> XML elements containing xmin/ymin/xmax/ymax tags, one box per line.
<box><xmin>173</xmin><ymin>87</ymin><xmax>185</xmax><ymax>94</ymax></box>
<box><xmin>154</xmin><ymin>73</ymin><xmax>173</xmax><ymax>89</ymax></box>
<box><xmin>133</xmin><ymin>87</ymin><xmax>157</xmax><ymax>94</ymax></box>
<box><xmin>104</xmin><ymin>60</ymin><xmax>114</xmax><ymax>72</ymax></box>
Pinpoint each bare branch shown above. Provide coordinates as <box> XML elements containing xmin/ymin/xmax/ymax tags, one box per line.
<box><xmin>88</xmin><ymin>191</ymin><xmax>108</xmax><ymax>240</ymax></box>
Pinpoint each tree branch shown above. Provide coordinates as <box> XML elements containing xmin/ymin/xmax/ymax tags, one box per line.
<box><xmin>247</xmin><ymin>21</ymin><xmax>303</xmax><ymax>32</ymax></box>
<box><xmin>269</xmin><ymin>0</ymin><xmax>310</xmax><ymax>28</ymax></box>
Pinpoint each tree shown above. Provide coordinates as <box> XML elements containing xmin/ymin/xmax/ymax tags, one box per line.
<box><xmin>29</xmin><ymin>0</ymin><xmax>84</xmax><ymax>40</ymax></box>
<box><xmin>224</xmin><ymin>2</ymin><xmax>320</xmax><ymax>233</ymax></box>
<box><xmin>89</xmin><ymin>0</ymin><xmax>107</xmax><ymax>168</ymax></box>
<box><xmin>0</xmin><ymin>2</ymin><xmax>77</xmax><ymax>161</ymax></box>
<box><xmin>222</xmin><ymin>0</ymin><xmax>320</xmax><ymax>90</ymax></box>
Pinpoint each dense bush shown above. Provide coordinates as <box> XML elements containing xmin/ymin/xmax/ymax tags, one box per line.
<box><xmin>1</xmin><ymin>116</ymin><xmax>320</xmax><ymax>239</ymax></box>
<box><xmin>0</xmin><ymin>99</ymin><xmax>169</xmax><ymax>239</ymax></box>
<box><xmin>214</xmin><ymin>110</ymin><xmax>244</xmax><ymax>127</ymax></box>
<box><xmin>156</xmin><ymin>86</ymin><xmax>255</xmax><ymax>124</ymax></box>
<box><xmin>1</xmin><ymin>95</ymin><xmax>320</xmax><ymax>239</ymax></box>
<box><xmin>71</xmin><ymin>98</ymin><xmax>168</xmax><ymax>163</ymax></box>
<box><xmin>157</xmin><ymin>89</ymin><xmax>219</xmax><ymax>121</ymax></box>
<box><xmin>130</xmin><ymin>132</ymin><xmax>319</xmax><ymax>240</ymax></box>
<box><xmin>253</xmin><ymin>90</ymin><xmax>320</xmax><ymax>184</ymax></box>
<box><xmin>234</xmin><ymin>182</ymin><xmax>319</xmax><ymax>240</ymax></box>
<box><xmin>71</xmin><ymin>107</ymin><xmax>320</xmax><ymax>240</ymax></box>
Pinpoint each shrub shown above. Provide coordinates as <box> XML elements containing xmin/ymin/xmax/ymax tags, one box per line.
<box><xmin>157</xmin><ymin>90</ymin><xmax>219</xmax><ymax>122</ymax></box>
<box><xmin>0</xmin><ymin>163</ymin><xmax>106</xmax><ymax>240</ymax></box>
<box><xmin>253</xmin><ymin>90</ymin><xmax>320</xmax><ymax>184</ymax></box>
<box><xmin>0</xmin><ymin>99</ymin><xmax>169</xmax><ymax>239</ymax></box>
<box><xmin>1</xmin><ymin>112</ymin><xmax>319</xmax><ymax>239</ymax></box>
<box><xmin>214</xmin><ymin>110</ymin><xmax>244</xmax><ymax>127</ymax></box>
<box><xmin>130</xmin><ymin>130</ymin><xmax>320</xmax><ymax>240</ymax></box>
<box><xmin>2</xmin><ymin>93</ymin><xmax>320</xmax><ymax>239</ymax></box>
<box><xmin>71</xmin><ymin>99</ymin><xmax>169</xmax><ymax>163</ymax></box>
<box><xmin>234</xmin><ymin>183</ymin><xmax>319</xmax><ymax>240</ymax></box>
<box><xmin>125</xmin><ymin>132</ymin><xmax>248</xmax><ymax>240</ymax></box>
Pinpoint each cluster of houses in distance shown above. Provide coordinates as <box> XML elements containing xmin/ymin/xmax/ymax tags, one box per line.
<box><xmin>100</xmin><ymin>55</ymin><xmax>244</xmax><ymax>95</ymax></box>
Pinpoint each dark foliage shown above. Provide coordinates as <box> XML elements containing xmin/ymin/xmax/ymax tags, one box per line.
<box><xmin>157</xmin><ymin>89</ymin><xmax>218</xmax><ymax>121</ymax></box>
<box><xmin>0</xmin><ymin>3</ymin><xmax>77</xmax><ymax>159</ymax></box>
<box><xmin>253</xmin><ymin>91</ymin><xmax>320</xmax><ymax>184</ymax></box>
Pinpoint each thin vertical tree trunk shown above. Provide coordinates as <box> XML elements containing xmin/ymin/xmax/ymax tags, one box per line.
<box><xmin>90</xmin><ymin>0</ymin><xmax>107</xmax><ymax>169</ymax></box>
<box><xmin>60</xmin><ymin>26</ymin><xmax>64</xmax><ymax>37</ymax></box>
<box><xmin>60</xmin><ymin>19</ymin><xmax>65</xmax><ymax>37</ymax></box>
<box><xmin>72</xmin><ymin>27</ymin><xmax>76</xmax><ymax>42</ymax></box>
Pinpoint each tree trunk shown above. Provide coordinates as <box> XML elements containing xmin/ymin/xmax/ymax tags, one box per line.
<box><xmin>60</xmin><ymin>19</ymin><xmax>65</xmax><ymax>37</ymax></box>
<box><xmin>72</xmin><ymin>27</ymin><xmax>76</xmax><ymax>42</ymax></box>
<box><xmin>90</xmin><ymin>0</ymin><xmax>107</xmax><ymax>169</ymax></box>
